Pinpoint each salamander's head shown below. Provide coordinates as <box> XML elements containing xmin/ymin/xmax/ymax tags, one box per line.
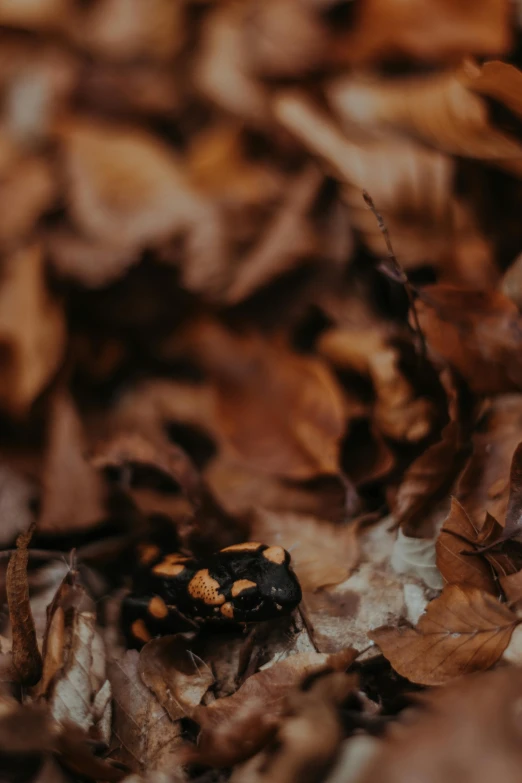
<box><xmin>218</xmin><ymin>542</ymin><xmax>302</xmax><ymax>623</ymax></box>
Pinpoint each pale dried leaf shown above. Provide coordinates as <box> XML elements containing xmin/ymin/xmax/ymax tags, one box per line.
<box><xmin>392</xmin><ymin>530</ymin><xmax>443</xmax><ymax>590</ymax></box>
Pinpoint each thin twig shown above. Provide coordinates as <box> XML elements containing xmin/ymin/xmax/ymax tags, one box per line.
<box><xmin>362</xmin><ymin>190</ymin><xmax>427</xmax><ymax>359</ymax></box>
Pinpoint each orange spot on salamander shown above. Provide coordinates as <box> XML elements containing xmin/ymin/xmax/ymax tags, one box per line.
<box><xmin>188</xmin><ymin>569</ymin><xmax>225</xmax><ymax>605</ymax></box>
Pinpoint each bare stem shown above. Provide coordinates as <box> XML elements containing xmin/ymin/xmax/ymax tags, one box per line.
<box><xmin>362</xmin><ymin>190</ymin><xmax>426</xmax><ymax>359</ymax></box>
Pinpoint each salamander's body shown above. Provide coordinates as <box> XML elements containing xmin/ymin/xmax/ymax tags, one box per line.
<box><xmin>122</xmin><ymin>541</ymin><xmax>302</xmax><ymax>646</ymax></box>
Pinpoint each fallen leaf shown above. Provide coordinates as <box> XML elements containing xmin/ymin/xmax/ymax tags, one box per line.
<box><xmin>224</xmin><ymin>166</ymin><xmax>323</xmax><ymax>304</ymax></box>
<box><xmin>229</xmin><ymin>671</ymin><xmax>358</xmax><ymax>783</ymax></box>
<box><xmin>59</xmin><ymin>119</ymin><xmax>227</xmax><ymax>294</ymax></box>
<box><xmin>66</xmin><ymin>0</ymin><xmax>184</xmax><ymax>62</ymax></box>
<box><xmin>39</xmin><ymin>391</ymin><xmax>106</xmax><ymax>534</ymax></box>
<box><xmin>359</xmin><ymin>667</ymin><xmax>522</xmax><ymax>783</ymax></box>
<box><xmin>180</xmin><ymin>321</ymin><xmax>347</xmax><ymax>480</ymax></box>
<box><xmin>190</xmin><ymin>651</ymin><xmax>354</xmax><ymax>767</ymax></box>
<box><xmin>371</xmin><ymin>583</ymin><xmax>519</xmax><ymax>685</ymax></box>
<box><xmin>324</xmin><ymin>0</ymin><xmax>511</xmax><ymax>65</ymax></box>
<box><xmin>392</xmin><ymin>529</ymin><xmax>443</xmax><ymax>590</ymax></box>
<box><xmin>0</xmin><ymin>155</ymin><xmax>57</xmax><ymax>246</ymax></box>
<box><xmin>393</xmin><ymin>370</ymin><xmax>471</xmax><ymax>537</ymax></box>
<box><xmin>55</xmin><ymin>724</ymin><xmax>126</xmax><ymax>782</ymax></box>
<box><xmin>273</xmin><ymin>92</ymin><xmax>492</xmax><ymax>280</ymax></box>
<box><xmin>90</xmin><ymin>430</ymin><xmax>246</xmax><ymax>553</ymax></box>
<box><xmin>35</xmin><ymin>570</ymin><xmax>112</xmax><ymax>741</ymax></box>
<box><xmin>436</xmin><ymin>498</ymin><xmax>498</xmax><ymax>593</ymax></box>
<box><xmin>194</xmin><ymin>5</ymin><xmax>270</xmax><ymax>125</ymax></box>
<box><xmin>107</xmin><ymin>650</ymin><xmax>184</xmax><ymax>772</ymax></box>
<box><xmin>0</xmin><ymin>244</ymin><xmax>65</xmax><ymax>415</ymax></box>
<box><xmin>138</xmin><ymin>635</ymin><xmax>214</xmax><ymax>722</ymax></box>
<box><xmin>328</xmin><ymin>61</ymin><xmax>522</xmax><ymax>176</ymax></box>
<box><xmin>47</xmin><ymin>229</ymin><xmax>139</xmax><ymax>288</ymax></box>
<box><xmin>501</xmin><ymin>442</ymin><xmax>522</xmax><ymax>540</ymax></box>
<box><xmin>318</xmin><ymin>327</ymin><xmax>434</xmax><ymax>442</ymax></box>
<box><xmin>455</xmin><ymin>394</ymin><xmax>522</xmax><ymax>527</ymax></box>
<box><xmin>7</xmin><ymin>525</ymin><xmax>42</xmax><ymax>686</ymax></box>
<box><xmin>416</xmin><ymin>285</ymin><xmax>522</xmax><ymax>394</ymax></box>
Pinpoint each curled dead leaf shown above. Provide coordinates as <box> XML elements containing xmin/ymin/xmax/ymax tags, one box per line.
<box><xmin>436</xmin><ymin>498</ymin><xmax>498</xmax><ymax>594</ymax></box>
<box><xmin>7</xmin><ymin>525</ymin><xmax>42</xmax><ymax>686</ymax></box>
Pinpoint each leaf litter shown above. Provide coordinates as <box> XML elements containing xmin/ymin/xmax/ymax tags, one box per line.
<box><xmin>4</xmin><ymin>3</ymin><xmax>522</xmax><ymax>783</ymax></box>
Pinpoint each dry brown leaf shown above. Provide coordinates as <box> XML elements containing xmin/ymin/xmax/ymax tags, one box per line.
<box><xmin>359</xmin><ymin>667</ymin><xmax>522</xmax><ymax>783</ymax></box>
<box><xmin>138</xmin><ymin>635</ymin><xmax>214</xmax><ymax>722</ymax></box>
<box><xmin>328</xmin><ymin>61</ymin><xmax>522</xmax><ymax>175</ymax></box>
<box><xmin>59</xmin><ymin>119</ymin><xmax>227</xmax><ymax>294</ymax></box>
<box><xmin>500</xmin><ymin>569</ymin><xmax>522</xmax><ymax>605</ymax></box>
<box><xmin>65</xmin><ymin>0</ymin><xmax>184</xmax><ymax>62</ymax></box>
<box><xmin>46</xmin><ymin>229</ymin><xmax>139</xmax><ymax>288</ymax></box>
<box><xmin>54</xmin><ymin>725</ymin><xmax>126</xmax><ymax>782</ymax></box>
<box><xmin>224</xmin><ymin>166</ymin><xmax>323</xmax><ymax>304</ymax></box>
<box><xmin>0</xmin><ymin>0</ymin><xmax>69</xmax><ymax>31</ymax></box>
<box><xmin>206</xmin><ymin>456</ymin><xmax>348</xmax><ymax>523</ymax></box>
<box><xmin>500</xmin><ymin>441</ymin><xmax>522</xmax><ymax>541</ymax></box>
<box><xmin>190</xmin><ymin>651</ymin><xmax>354</xmax><ymax>768</ymax></box>
<box><xmin>6</xmin><ymin>525</ymin><xmax>42</xmax><ymax>686</ymax></box>
<box><xmin>0</xmin><ymin>156</ymin><xmax>57</xmax><ymax>246</ymax></box>
<box><xmin>325</xmin><ymin>0</ymin><xmax>511</xmax><ymax>65</ymax></box>
<box><xmin>181</xmin><ymin>321</ymin><xmax>347</xmax><ymax>480</ymax></box>
<box><xmin>241</xmin><ymin>0</ymin><xmax>328</xmax><ymax>78</ymax></box>
<box><xmin>273</xmin><ymin>91</ymin><xmax>492</xmax><ymax>280</ymax></box>
<box><xmin>393</xmin><ymin>370</ymin><xmax>470</xmax><ymax>537</ymax></box>
<box><xmin>91</xmin><ymin>429</ymin><xmax>246</xmax><ymax>553</ymax></box>
<box><xmin>371</xmin><ymin>583</ymin><xmax>519</xmax><ymax>685</ymax></box>
<box><xmin>436</xmin><ymin>498</ymin><xmax>498</xmax><ymax>593</ymax></box>
<box><xmin>39</xmin><ymin>391</ymin><xmax>105</xmax><ymax>534</ymax></box>
<box><xmin>455</xmin><ymin>395</ymin><xmax>522</xmax><ymax>527</ymax></box>
<box><xmin>187</xmin><ymin>124</ymin><xmax>283</xmax><ymax>210</ymax></box>
<box><xmin>78</xmin><ymin>62</ymin><xmax>180</xmax><ymax>123</ymax></box>
<box><xmin>0</xmin><ymin>244</ymin><xmax>65</xmax><ymax>415</ymax></box>
<box><xmin>252</xmin><ymin>509</ymin><xmax>361</xmax><ymax>591</ymax></box>
<box><xmin>416</xmin><ymin>285</ymin><xmax>522</xmax><ymax>395</ymax></box>
<box><xmin>194</xmin><ymin>5</ymin><xmax>270</xmax><ymax>125</ymax></box>
<box><xmin>319</xmin><ymin>326</ymin><xmax>434</xmax><ymax>442</ymax></box>
<box><xmin>107</xmin><ymin>650</ymin><xmax>184</xmax><ymax>773</ymax></box>
<box><xmin>229</xmin><ymin>671</ymin><xmax>358</xmax><ymax>783</ymax></box>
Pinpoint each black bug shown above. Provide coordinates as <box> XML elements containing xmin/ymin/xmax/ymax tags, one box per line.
<box><xmin>122</xmin><ymin>540</ymin><xmax>302</xmax><ymax>646</ymax></box>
